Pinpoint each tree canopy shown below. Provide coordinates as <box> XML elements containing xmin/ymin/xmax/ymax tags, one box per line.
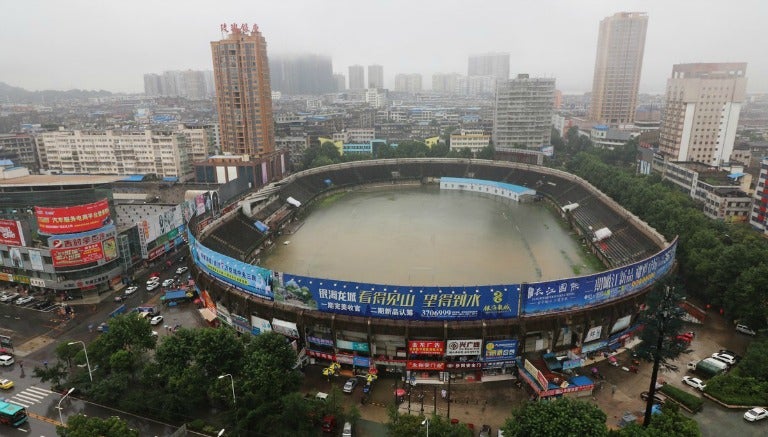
<box><xmin>500</xmin><ymin>397</ymin><xmax>608</xmax><ymax>437</ymax></box>
<box><xmin>58</xmin><ymin>414</ymin><xmax>139</xmax><ymax>437</ymax></box>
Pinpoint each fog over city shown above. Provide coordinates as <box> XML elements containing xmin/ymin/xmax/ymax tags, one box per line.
<box><xmin>2</xmin><ymin>0</ymin><xmax>767</xmax><ymax>94</ymax></box>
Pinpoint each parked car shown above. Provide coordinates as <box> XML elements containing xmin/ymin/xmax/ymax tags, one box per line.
<box><xmin>114</xmin><ymin>295</ymin><xmax>124</xmax><ymax>302</ymax></box>
<box><xmin>321</xmin><ymin>415</ymin><xmax>337</xmax><ymax>433</ymax></box>
<box><xmin>0</xmin><ymin>378</ymin><xmax>13</xmax><ymax>389</ymax></box>
<box><xmin>33</xmin><ymin>299</ymin><xmax>53</xmax><ymax>309</ymax></box>
<box><xmin>146</xmin><ymin>278</ymin><xmax>160</xmax><ymax>287</ymax></box>
<box><xmin>175</xmin><ymin>266</ymin><xmax>188</xmax><ymax>275</ymax></box>
<box><xmin>479</xmin><ymin>424</ymin><xmax>492</xmax><ymax>437</ymax></box>
<box><xmin>1</xmin><ymin>292</ymin><xmax>19</xmax><ymax>303</ymax></box>
<box><xmin>162</xmin><ymin>278</ymin><xmax>175</xmax><ymax>287</ymax></box>
<box><xmin>743</xmin><ymin>407</ymin><xmax>768</xmax><ymax>422</ymax></box>
<box><xmin>14</xmin><ymin>296</ymin><xmax>34</xmax><ymax>305</ymax></box>
<box><xmin>342</xmin><ymin>377</ymin><xmax>358</xmax><ymax>393</ymax></box>
<box><xmin>150</xmin><ymin>315</ymin><xmax>164</xmax><ymax>325</ymax></box>
<box><xmin>711</xmin><ymin>352</ymin><xmax>736</xmax><ymax>365</ymax></box>
<box><xmin>735</xmin><ymin>324</ymin><xmax>757</xmax><ymax>336</ymax></box>
<box><xmin>146</xmin><ymin>282</ymin><xmax>160</xmax><ymax>292</ymax></box>
<box><xmin>682</xmin><ymin>376</ymin><xmax>706</xmax><ymax>391</ymax></box>
<box><xmin>640</xmin><ymin>391</ymin><xmax>667</xmax><ymax>405</ymax></box>
<box><xmin>718</xmin><ymin>349</ymin><xmax>740</xmax><ymax>358</ymax></box>
<box><xmin>0</xmin><ymin>355</ymin><xmax>14</xmax><ymax>366</ymax></box>
<box><xmin>342</xmin><ymin>421</ymin><xmax>352</xmax><ymax>437</ymax></box>
<box><xmin>124</xmin><ymin>286</ymin><xmax>139</xmax><ymax>295</ymax></box>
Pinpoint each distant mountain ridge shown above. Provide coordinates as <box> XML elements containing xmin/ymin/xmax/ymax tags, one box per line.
<box><xmin>0</xmin><ymin>82</ymin><xmax>114</xmax><ymax>104</ymax></box>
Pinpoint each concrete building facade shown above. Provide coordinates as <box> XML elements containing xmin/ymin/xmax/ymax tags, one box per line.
<box><xmin>658</xmin><ymin>63</ymin><xmax>747</xmax><ymax>167</ymax></box>
<box><xmin>450</xmin><ymin>129</ymin><xmax>490</xmax><ymax>153</ymax></box>
<box><xmin>0</xmin><ymin>134</ymin><xmax>39</xmax><ymax>172</ymax></box>
<box><xmin>368</xmin><ymin>65</ymin><xmax>384</xmax><ymax>89</ymax></box>
<box><xmin>211</xmin><ymin>25</ymin><xmax>275</xmax><ymax>158</ymax></box>
<box><xmin>468</xmin><ymin>53</ymin><xmax>510</xmax><ymax>80</ymax></box>
<box><xmin>394</xmin><ymin>74</ymin><xmax>423</xmax><ymax>94</ymax></box>
<box><xmin>493</xmin><ymin>75</ymin><xmax>556</xmax><ymax>150</ymax></box>
<box><xmin>349</xmin><ymin>65</ymin><xmax>365</xmax><ymax>90</ymax></box>
<box><xmin>590</xmin><ymin>12</ymin><xmax>648</xmax><ymax>126</ymax></box>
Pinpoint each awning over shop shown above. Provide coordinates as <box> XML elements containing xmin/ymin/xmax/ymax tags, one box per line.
<box><xmin>199</xmin><ymin>308</ymin><xmax>217</xmax><ymax>322</ymax></box>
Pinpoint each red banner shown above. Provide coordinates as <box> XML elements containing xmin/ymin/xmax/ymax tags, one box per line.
<box><xmin>0</xmin><ymin>220</ymin><xmax>25</xmax><ymax>246</ymax></box>
<box><xmin>406</xmin><ymin>360</ymin><xmax>445</xmax><ymax>371</ymax></box>
<box><xmin>51</xmin><ymin>242</ymin><xmax>104</xmax><ymax>267</ymax></box>
<box><xmin>408</xmin><ymin>341</ymin><xmax>445</xmax><ymax>355</ymax></box>
<box><xmin>35</xmin><ymin>199</ymin><xmax>111</xmax><ymax>235</ymax></box>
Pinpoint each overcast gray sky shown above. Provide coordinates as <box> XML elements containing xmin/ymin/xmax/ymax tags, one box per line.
<box><xmin>3</xmin><ymin>0</ymin><xmax>766</xmax><ymax>94</ymax></box>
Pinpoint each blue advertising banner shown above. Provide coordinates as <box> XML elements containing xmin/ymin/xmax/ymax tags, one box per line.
<box><xmin>189</xmin><ymin>232</ymin><xmax>273</xmax><ymax>300</ymax></box>
<box><xmin>353</xmin><ymin>356</ymin><xmax>371</xmax><ymax>367</ymax></box>
<box><xmin>483</xmin><ymin>339</ymin><xmax>519</xmax><ymax>361</ymax></box>
<box><xmin>522</xmin><ymin>239</ymin><xmax>677</xmax><ymax>315</ymax></box>
<box><xmin>281</xmin><ymin>274</ymin><xmax>519</xmax><ymax>321</ymax></box>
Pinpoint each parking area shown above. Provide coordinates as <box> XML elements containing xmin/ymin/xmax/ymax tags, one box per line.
<box><xmin>0</xmin><ymin>289</ymin><xmax>59</xmax><ymax>313</ymax></box>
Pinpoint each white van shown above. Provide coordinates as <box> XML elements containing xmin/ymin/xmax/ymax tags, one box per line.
<box><xmin>342</xmin><ymin>421</ymin><xmax>352</xmax><ymax>437</ymax></box>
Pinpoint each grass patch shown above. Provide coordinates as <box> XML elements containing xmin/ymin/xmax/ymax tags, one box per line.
<box><xmin>659</xmin><ymin>384</ymin><xmax>703</xmax><ymax>413</ymax></box>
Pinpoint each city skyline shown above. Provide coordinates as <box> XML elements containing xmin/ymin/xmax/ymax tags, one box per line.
<box><xmin>2</xmin><ymin>0</ymin><xmax>766</xmax><ymax>94</ymax></box>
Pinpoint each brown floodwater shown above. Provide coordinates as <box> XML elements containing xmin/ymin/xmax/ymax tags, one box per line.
<box><xmin>260</xmin><ymin>185</ymin><xmax>597</xmax><ymax>286</ymax></box>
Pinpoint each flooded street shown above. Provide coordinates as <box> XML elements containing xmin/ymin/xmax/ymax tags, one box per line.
<box><xmin>261</xmin><ymin>185</ymin><xmax>596</xmax><ymax>286</ymax></box>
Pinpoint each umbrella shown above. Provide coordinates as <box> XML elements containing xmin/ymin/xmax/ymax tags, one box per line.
<box><xmin>608</xmin><ymin>356</ymin><xmax>618</xmax><ymax>363</ymax></box>
<box><xmin>591</xmin><ymin>367</ymin><xmax>598</xmax><ymax>374</ymax></box>
<box><xmin>394</xmin><ymin>388</ymin><xmax>406</xmax><ymax>396</ymax></box>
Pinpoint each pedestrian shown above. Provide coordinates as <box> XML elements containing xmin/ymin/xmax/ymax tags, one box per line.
<box><xmin>611</xmin><ymin>384</ymin><xmax>616</xmax><ymax>396</ymax></box>
<box><xmin>43</xmin><ymin>360</ymin><xmax>48</xmax><ymax>368</ymax></box>
<box><xmin>441</xmin><ymin>389</ymin><xmax>447</xmax><ymax>399</ymax></box>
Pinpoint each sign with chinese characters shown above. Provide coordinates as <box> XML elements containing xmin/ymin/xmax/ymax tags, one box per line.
<box><xmin>308</xmin><ymin>336</ymin><xmax>334</xmax><ymax>347</ymax></box>
<box><xmin>307</xmin><ymin>349</ymin><xmax>335</xmax><ymax>361</ymax></box>
<box><xmin>35</xmin><ymin>199</ymin><xmax>111</xmax><ymax>235</ymax></box>
<box><xmin>483</xmin><ymin>340</ymin><xmax>519</xmax><ymax>361</ymax></box>
<box><xmin>189</xmin><ymin>232</ymin><xmax>273</xmax><ymax>300</ymax></box>
<box><xmin>406</xmin><ymin>360</ymin><xmax>445</xmax><ymax>371</ymax></box>
<box><xmin>445</xmin><ymin>339</ymin><xmax>482</xmax><ymax>356</ymax></box>
<box><xmin>584</xmin><ymin>326</ymin><xmax>603</xmax><ymax>343</ymax></box>
<box><xmin>250</xmin><ymin>316</ymin><xmax>271</xmax><ymax>335</ymax></box>
<box><xmin>0</xmin><ymin>220</ymin><xmax>25</xmax><ymax>246</ymax></box>
<box><xmin>336</xmin><ymin>339</ymin><xmax>370</xmax><ymax>352</ymax></box>
<box><xmin>408</xmin><ymin>341</ymin><xmax>445</xmax><ymax>355</ymax></box>
<box><xmin>281</xmin><ymin>274</ymin><xmax>518</xmax><ymax>321</ymax></box>
<box><xmin>445</xmin><ymin>361</ymin><xmax>483</xmax><ymax>370</ymax></box>
<box><xmin>523</xmin><ymin>239</ymin><xmax>677</xmax><ymax>315</ymax></box>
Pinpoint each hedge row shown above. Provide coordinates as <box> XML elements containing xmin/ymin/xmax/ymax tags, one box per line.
<box><xmin>659</xmin><ymin>384</ymin><xmax>704</xmax><ymax>413</ymax></box>
<box><xmin>703</xmin><ymin>374</ymin><xmax>768</xmax><ymax>406</ymax></box>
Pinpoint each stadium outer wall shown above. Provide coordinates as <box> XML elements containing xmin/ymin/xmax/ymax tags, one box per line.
<box><xmin>190</xmin><ymin>158</ymin><xmax>674</xmax><ymax>382</ymax></box>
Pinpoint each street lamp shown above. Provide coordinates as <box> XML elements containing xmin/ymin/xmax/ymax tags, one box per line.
<box><xmin>421</xmin><ymin>418</ymin><xmax>429</xmax><ymax>437</ymax></box>
<box><xmin>218</xmin><ymin>373</ymin><xmax>235</xmax><ymax>404</ymax></box>
<box><xmin>57</xmin><ymin>387</ymin><xmax>76</xmax><ymax>425</ymax></box>
<box><xmin>68</xmin><ymin>341</ymin><xmax>92</xmax><ymax>382</ymax></box>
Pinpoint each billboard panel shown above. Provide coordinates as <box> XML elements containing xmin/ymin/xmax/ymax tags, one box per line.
<box><xmin>483</xmin><ymin>339</ymin><xmax>519</xmax><ymax>361</ymax></box>
<box><xmin>35</xmin><ymin>199</ymin><xmax>111</xmax><ymax>235</ymax></box>
<box><xmin>445</xmin><ymin>339</ymin><xmax>482</xmax><ymax>356</ymax></box>
<box><xmin>28</xmin><ymin>250</ymin><xmax>44</xmax><ymax>271</ymax></box>
<box><xmin>522</xmin><ymin>239</ymin><xmax>677</xmax><ymax>315</ymax></box>
<box><xmin>281</xmin><ymin>274</ymin><xmax>519</xmax><ymax>321</ymax></box>
<box><xmin>0</xmin><ymin>220</ymin><xmax>25</xmax><ymax>246</ymax></box>
<box><xmin>47</xmin><ymin>224</ymin><xmax>118</xmax><ymax>268</ymax></box>
<box><xmin>137</xmin><ymin>205</ymin><xmax>184</xmax><ymax>244</ymax></box>
<box><xmin>189</xmin><ymin>232</ymin><xmax>273</xmax><ymax>300</ymax></box>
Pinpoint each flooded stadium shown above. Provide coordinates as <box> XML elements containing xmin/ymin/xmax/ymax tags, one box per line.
<box><xmin>259</xmin><ymin>184</ymin><xmax>598</xmax><ymax>286</ymax></box>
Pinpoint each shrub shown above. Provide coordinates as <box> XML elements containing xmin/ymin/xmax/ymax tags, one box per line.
<box><xmin>659</xmin><ymin>384</ymin><xmax>703</xmax><ymax>412</ymax></box>
<box><xmin>704</xmin><ymin>374</ymin><xmax>768</xmax><ymax>406</ymax></box>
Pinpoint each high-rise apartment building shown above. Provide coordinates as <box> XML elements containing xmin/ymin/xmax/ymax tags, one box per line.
<box><xmin>468</xmin><ymin>53</ymin><xmax>510</xmax><ymax>80</ymax></box>
<box><xmin>269</xmin><ymin>54</ymin><xmax>335</xmax><ymax>95</ymax></box>
<box><xmin>590</xmin><ymin>12</ymin><xmax>648</xmax><ymax>126</ymax></box>
<box><xmin>493</xmin><ymin>74</ymin><xmax>555</xmax><ymax>150</ymax></box>
<box><xmin>0</xmin><ymin>133</ymin><xmax>39</xmax><ymax>172</ymax></box>
<box><xmin>432</xmin><ymin>73</ymin><xmax>462</xmax><ymax>94</ymax></box>
<box><xmin>211</xmin><ymin>24</ymin><xmax>275</xmax><ymax>158</ymax></box>
<box><xmin>349</xmin><ymin>65</ymin><xmax>365</xmax><ymax>90</ymax></box>
<box><xmin>333</xmin><ymin>73</ymin><xmax>346</xmax><ymax>92</ymax></box>
<box><xmin>394</xmin><ymin>74</ymin><xmax>423</xmax><ymax>94</ymax></box>
<box><xmin>143</xmin><ymin>70</ymin><xmax>214</xmax><ymax>99</ymax></box>
<box><xmin>658</xmin><ymin>63</ymin><xmax>747</xmax><ymax>166</ymax></box>
<box><xmin>368</xmin><ymin>65</ymin><xmax>384</xmax><ymax>89</ymax></box>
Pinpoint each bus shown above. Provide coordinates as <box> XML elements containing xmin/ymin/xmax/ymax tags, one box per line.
<box><xmin>0</xmin><ymin>399</ymin><xmax>28</xmax><ymax>427</ymax></box>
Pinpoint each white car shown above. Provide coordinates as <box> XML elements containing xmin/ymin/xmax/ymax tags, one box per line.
<box><xmin>124</xmin><ymin>286</ymin><xmax>139</xmax><ymax>295</ymax></box>
<box><xmin>146</xmin><ymin>278</ymin><xmax>160</xmax><ymax>287</ymax></box>
<box><xmin>711</xmin><ymin>352</ymin><xmax>736</xmax><ymax>365</ymax></box>
<box><xmin>743</xmin><ymin>407</ymin><xmax>768</xmax><ymax>422</ymax></box>
<box><xmin>146</xmin><ymin>282</ymin><xmax>160</xmax><ymax>291</ymax></box>
<box><xmin>682</xmin><ymin>376</ymin><xmax>706</xmax><ymax>391</ymax></box>
<box><xmin>150</xmin><ymin>315</ymin><xmax>164</xmax><ymax>325</ymax></box>
<box><xmin>162</xmin><ymin>278</ymin><xmax>175</xmax><ymax>287</ymax></box>
<box><xmin>0</xmin><ymin>355</ymin><xmax>14</xmax><ymax>366</ymax></box>
<box><xmin>0</xmin><ymin>293</ymin><xmax>19</xmax><ymax>303</ymax></box>
<box><xmin>15</xmin><ymin>296</ymin><xmax>34</xmax><ymax>305</ymax></box>
<box><xmin>735</xmin><ymin>324</ymin><xmax>757</xmax><ymax>336</ymax></box>
<box><xmin>175</xmin><ymin>266</ymin><xmax>188</xmax><ymax>275</ymax></box>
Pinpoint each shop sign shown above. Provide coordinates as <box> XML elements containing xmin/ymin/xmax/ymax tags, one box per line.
<box><xmin>307</xmin><ymin>350</ymin><xmax>335</xmax><ymax>361</ymax></box>
<box><xmin>408</xmin><ymin>340</ymin><xmax>444</xmax><ymax>355</ymax></box>
<box><xmin>250</xmin><ymin>316</ymin><xmax>271</xmax><ymax>335</ymax></box>
<box><xmin>483</xmin><ymin>339</ymin><xmax>518</xmax><ymax>361</ymax></box>
<box><xmin>445</xmin><ymin>361</ymin><xmax>482</xmax><ymax>370</ymax></box>
<box><xmin>308</xmin><ymin>336</ymin><xmax>334</xmax><ymax>347</ymax></box>
<box><xmin>13</xmin><ymin>275</ymin><xmax>29</xmax><ymax>284</ymax></box>
<box><xmin>581</xmin><ymin>340</ymin><xmax>608</xmax><ymax>354</ymax></box>
<box><xmin>562</xmin><ymin>359</ymin><xmax>584</xmax><ymax>370</ymax></box>
<box><xmin>0</xmin><ymin>220</ymin><xmax>25</xmax><ymax>246</ymax></box>
<box><xmin>35</xmin><ymin>199</ymin><xmax>111</xmax><ymax>235</ymax></box>
<box><xmin>445</xmin><ymin>339</ymin><xmax>482</xmax><ymax>356</ymax></box>
<box><xmin>540</xmin><ymin>383</ymin><xmax>594</xmax><ymax>398</ymax></box>
<box><xmin>482</xmin><ymin>360</ymin><xmax>516</xmax><ymax>369</ymax></box>
<box><xmin>353</xmin><ymin>356</ymin><xmax>370</xmax><ymax>367</ymax></box>
<box><xmin>336</xmin><ymin>339</ymin><xmax>369</xmax><ymax>352</ymax></box>
<box><xmin>30</xmin><ymin>277</ymin><xmax>46</xmax><ymax>287</ymax></box>
<box><xmin>231</xmin><ymin>313</ymin><xmax>251</xmax><ymax>334</ymax></box>
<box><xmin>406</xmin><ymin>360</ymin><xmax>445</xmax><ymax>371</ymax></box>
<box><xmin>373</xmin><ymin>358</ymin><xmax>406</xmax><ymax>367</ymax></box>
<box><xmin>271</xmin><ymin>318</ymin><xmax>299</xmax><ymax>338</ymax></box>
<box><xmin>584</xmin><ymin>326</ymin><xmax>603</xmax><ymax>343</ymax></box>
<box><xmin>336</xmin><ymin>353</ymin><xmax>354</xmax><ymax>365</ymax></box>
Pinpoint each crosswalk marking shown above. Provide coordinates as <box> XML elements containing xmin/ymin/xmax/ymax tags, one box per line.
<box><xmin>7</xmin><ymin>385</ymin><xmax>56</xmax><ymax>408</ymax></box>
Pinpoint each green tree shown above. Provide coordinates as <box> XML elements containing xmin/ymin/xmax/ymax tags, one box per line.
<box><xmin>617</xmin><ymin>403</ymin><xmax>701</xmax><ymax>436</ymax></box>
<box><xmin>500</xmin><ymin>397</ymin><xmax>608</xmax><ymax>437</ymax></box>
<box><xmin>58</xmin><ymin>414</ymin><xmax>139</xmax><ymax>437</ymax></box>
<box><xmin>476</xmin><ymin>144</ymin><xmax>495</xmax><ymax>160</ymax></box>
<box><xmin>732</xmin><ymin>338</ymin><xmax>768</xmax><ymax>380</ymax></box>
<box><xmin>32</xmin><ymin>361</ymin><xmax>68</xmax><ymax>390</ymax></box>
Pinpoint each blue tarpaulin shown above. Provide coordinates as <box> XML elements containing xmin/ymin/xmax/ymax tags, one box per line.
<box><xmin>122</xmin><ymin>174</ymin><xmax>147</xmax><ymax>182</ymax></box>
<box><xmin>163</xmin><ymin>290</ymin><xmax>188</xmax><ymax>301</ymax></box>
<box><xmin>162</xmin><ymin>177</ymin><xmax>179</xmax><ymax>182</ymax></box>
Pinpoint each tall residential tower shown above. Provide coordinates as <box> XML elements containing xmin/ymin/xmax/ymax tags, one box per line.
<box><xmin>211</xmin><ymin>24</ymin><xmax>275</xmax><ymax>158</ymax></box>
<box><xmin>493</xmin><ymin>74</ymin><xmax>555</xmax><ymax>150</ymax></box>
<box><xmin>658</xmin><ymin>63</ymin><xmax>747</xmax><ymax>166</ymax></box>
<box><xmin>590</xmin><ymin>12</ymin><xmax>648</xmax><ymax>127</ymax></box>
<box><xmin>368</xmin><ymin>65</ymin><xmax>384</xmax><ymax>89</ymax></box>
<box><xmin>349</xmin><ymin>65</ymin><xmax>365</xmax><ymax>90</ymax></box>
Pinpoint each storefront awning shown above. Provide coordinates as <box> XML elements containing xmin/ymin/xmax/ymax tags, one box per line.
<box><xmin>199</xmin><ymin>308</ymin><xmax>217</xmax><ymax>322</ymax></box>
